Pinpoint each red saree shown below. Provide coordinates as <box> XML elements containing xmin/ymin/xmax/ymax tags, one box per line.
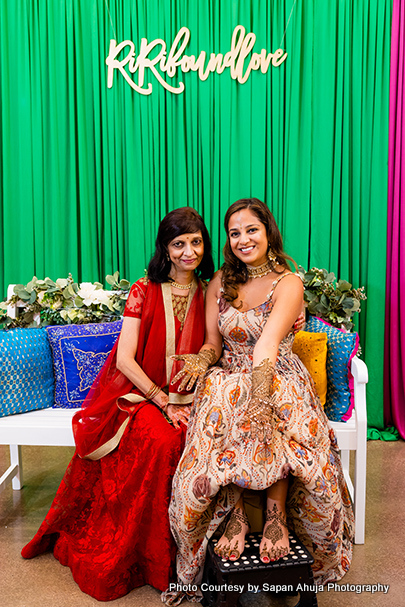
<box><xmin>21</xmin><ymin>278</ymin><xmax>205</xmax><ymax>601</ymax></box>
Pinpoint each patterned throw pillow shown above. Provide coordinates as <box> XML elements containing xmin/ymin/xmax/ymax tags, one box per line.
<box><xmin>292</xmin><ymin>330</ymin><xmax>328</xmax><ymax>405</ymax></box>
<box><xmin>0</xmin><ymin>328</ymin><xmax>54</xmax><ymax>417</ymax></box>
<box><xmin>46</xmin><ymin>320</ymin><xmax>122</xmax><ymax>408</ymax></box>
<box><xmin>305</xmin><ymin>316</ymin><xmax>359</xmax><ymax>422</ymax></box>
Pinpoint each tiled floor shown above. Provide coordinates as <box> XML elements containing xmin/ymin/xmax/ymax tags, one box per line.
<box><xmin>1</xmin><ymin>439</ymin><xmax>404</xmax><ymax>607</ymax></box>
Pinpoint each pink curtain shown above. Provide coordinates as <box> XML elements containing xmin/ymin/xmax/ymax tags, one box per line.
<box><xmin>384</xmin><ymin>0</ymin><xmax>405</xmax><ymax>439</ymax></box>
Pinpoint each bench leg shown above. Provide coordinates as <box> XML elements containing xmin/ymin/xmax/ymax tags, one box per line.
<box><xmin>11</xmin><ymin>445</ymin><xmax>23</xmax><ymax>490</ymax></box>
<box><xmin>354</xmin><ymin>446</ymin><xmax>366</xmax><ymax>544</ymax></box>
<box><xmin>0</xmin><ymin>445</ymin><xmax>22</xmax><ymax>492</ymax></box>
<box><xmin>340</xmin><ymin>449</ymin><xmax>354</xmax><ymax>501</ymax></box>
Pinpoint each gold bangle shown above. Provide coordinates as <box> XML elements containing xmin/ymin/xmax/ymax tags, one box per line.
<box><xmin>144</xmin><ymin>382</ymin><xmax>161</xmax><ymax>400</ymax></box>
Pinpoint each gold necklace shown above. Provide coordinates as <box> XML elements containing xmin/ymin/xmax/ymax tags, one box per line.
<box><xmin>169</xmin><ymin>278</ymin><xmax>194</xmax><ymax>290</ymax></box>
<box><xmin>172</xmin><ymin>293</ymin><xmax>189</xmax><ymax>329</ymax></box>
<box><xmin>246</xmin><ymin>260</ymin><xmax>273</xmax><ymax>278</ymax></box>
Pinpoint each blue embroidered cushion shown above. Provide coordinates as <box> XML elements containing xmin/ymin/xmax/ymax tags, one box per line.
<box><xmin>0</xmin><ymin>328</ymin><xmax>54</xmax><ymax>417</ymax></box>
<box><xmin>305</xmin><ymin>316</ymin><xmax>359</xmax><ymax>422</ymax></box>
<box><xmin>46</xmin><ymin>320</ymin><xmax>122</xmax><ymax>408</ymax></box>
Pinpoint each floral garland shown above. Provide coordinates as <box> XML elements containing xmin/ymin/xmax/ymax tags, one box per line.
<box><xmin>298</xmin><ymin>266</ymin><xmax>367</xmax><ymax>331</ymax></box>
<box><xmin>0</xmin><ymin>267</ymin><xmax>366</xmax><ymax>331</ymax></box>
<box><xmin>0</xmin><ymin>272</ymin><xmax>130</xmax><ymax>328</ymax></box>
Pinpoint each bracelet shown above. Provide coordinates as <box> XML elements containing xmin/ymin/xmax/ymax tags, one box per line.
<box><xmin>144</xmin><ymin>382</ymin><xmax>161</xmax><ymax>400</ymax></box>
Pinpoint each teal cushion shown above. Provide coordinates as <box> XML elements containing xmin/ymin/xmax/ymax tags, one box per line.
<box><xmin>0</xmin><ymin>328</ymin><xmax>54</xmax><ymax>417</ymax></box>
<box><xmin>305</xmin><ymin>316</ymin><xmax>359</xmax><ymax>422</ymax></box>
<box><xmin>46</xmin><ymin>320</ymin><xmax>122</xmax><ymax>408</ymax></box>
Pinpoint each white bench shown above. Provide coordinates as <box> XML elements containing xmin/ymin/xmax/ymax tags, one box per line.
<box><xmin>0</xmin><ymin>357</ymin><xmax>368</xmax><ymax>544</ymax></box>
<box><xmin>330</xmin><ymin>355</ymin><xmax>368</xmax><ymax>544</ymax></box>
<box><xmin>0</xmin><ymin>408</ymin><xmax>75</xmax><ymax>492</ymax></box>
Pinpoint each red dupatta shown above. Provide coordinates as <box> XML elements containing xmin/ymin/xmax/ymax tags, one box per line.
<box><xmin>72</xmin><ymin>279</ymin><xmax>205</xmax><ymax>459</ymax></box>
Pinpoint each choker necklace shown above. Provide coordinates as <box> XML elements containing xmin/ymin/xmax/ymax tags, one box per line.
<box><xmin>169</xmin><ymin>278</ymin><xmax>194</xmax><ymax>290</ymax></box>
<box><xmin>246</xmin><ymin>260</ymin><xmax>273</xmax><ymax>278</ymax></box>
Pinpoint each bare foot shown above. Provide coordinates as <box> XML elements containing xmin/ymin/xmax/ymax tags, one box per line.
<box><xmin>214</xmin><ymin>507</ymin><xmax>250</xmax><ymax>561</ymax></box>
<box><xmin>260</xmin><ymin>500</ymin><xmax>290</xmax><ymax>562</ymax></box>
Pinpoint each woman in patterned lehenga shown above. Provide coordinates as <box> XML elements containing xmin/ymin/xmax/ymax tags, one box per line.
<box><xmin>163</xmin><ymin>198</ymin><xmax>354</xmax><ymax>605</ymax></box>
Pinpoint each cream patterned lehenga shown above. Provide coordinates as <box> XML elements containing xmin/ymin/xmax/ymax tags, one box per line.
<box><xmin>168</xmin><ymin>275</ymin><xmax>354</xmax><ymax>591</ymax></box>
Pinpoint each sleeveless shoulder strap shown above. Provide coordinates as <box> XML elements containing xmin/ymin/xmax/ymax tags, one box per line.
<box><xmin>267</xmin><ymin>271</ymin><xmax>302</xmax><ymax>300</ymax></box>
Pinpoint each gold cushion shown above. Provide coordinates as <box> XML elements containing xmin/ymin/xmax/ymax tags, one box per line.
<box><xmin>292</xmin><ymin>330</ymin><xmax>328</xmax><ymax>405</ymax></box>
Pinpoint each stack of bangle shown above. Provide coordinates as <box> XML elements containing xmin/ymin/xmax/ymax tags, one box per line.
<box><xmin>144</xmin><ymin>382</ymin><xmax>161</xmax><ymax>400</ymax></box>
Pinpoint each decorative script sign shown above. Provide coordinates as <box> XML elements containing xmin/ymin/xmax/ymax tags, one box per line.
<box><xmin>106</xmin><ymin>25</ymin><xmax>287</xmax><ymax>95</ymax></box>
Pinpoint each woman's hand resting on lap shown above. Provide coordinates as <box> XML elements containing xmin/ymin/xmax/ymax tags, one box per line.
<box><xmin>165</xmin><ymin>404</ymin><xmax>191</xmax><ymax>429</ymax></box>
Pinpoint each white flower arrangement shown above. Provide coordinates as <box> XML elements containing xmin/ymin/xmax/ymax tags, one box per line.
<box><xmin>0</xmin><ymin>272</ymin><xmax>130</xmax><ymax>328</ymax></box>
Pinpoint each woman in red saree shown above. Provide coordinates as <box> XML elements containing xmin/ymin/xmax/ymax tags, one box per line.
<box><xmin>21</xmin><ymin>208</ymin><xmax>215</xmax><ymax>601</ymax></box>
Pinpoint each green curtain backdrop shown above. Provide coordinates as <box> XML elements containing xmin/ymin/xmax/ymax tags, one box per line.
<box><xmin>0</xmin><ymin>0</ymin><xmax>391</xmax><ymax>429</ymax></box>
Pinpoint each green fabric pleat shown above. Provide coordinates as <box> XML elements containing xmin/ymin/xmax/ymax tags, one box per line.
<box><xmin>0</xmin><ymin>0</ymin><xmax>392</xmax><ymax>432</ymax></box>
<box><xmin>367</xmin><ymin>427</ymin><xmax>399</xmax><ymax>441</ymax></box>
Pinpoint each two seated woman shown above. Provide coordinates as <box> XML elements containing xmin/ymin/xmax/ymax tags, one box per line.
<box><xmin>22</xmin><ymin>201</ymin><xmax>354</xmax><ymax>605</ymax></box>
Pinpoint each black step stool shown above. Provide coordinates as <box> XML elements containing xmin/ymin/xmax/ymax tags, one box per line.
<box><xmin>202</xmin><ymin>531</ymin><xmax>318</xmax><ymax>607</ymax></box>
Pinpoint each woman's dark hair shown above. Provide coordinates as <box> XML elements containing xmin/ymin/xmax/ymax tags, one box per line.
<box><xmin>148</xmin><ymin>207</ymin><xmax>215</xmax><ymax>282</ymax></box>
<box><xmin>221</xmin><ymin>198</ymin><xmax>296</xmax><ymax>303</ymax></box>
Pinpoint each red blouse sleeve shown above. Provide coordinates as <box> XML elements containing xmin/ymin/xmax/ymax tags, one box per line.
<box><xmin>123</xmin><ymin>277</ymin><xmax>148</xmax><ymax>318</ymax></box>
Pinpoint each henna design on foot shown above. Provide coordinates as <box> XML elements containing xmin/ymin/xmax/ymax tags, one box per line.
<box><xmin>214</xmin><ymin>507</ymin><xmax>250</xmax><ymax>561</ymax></box>
<box><xmin>260</xmin><ymin>503</ymin><xmax>290</xmax><ymax>562</ymax></box>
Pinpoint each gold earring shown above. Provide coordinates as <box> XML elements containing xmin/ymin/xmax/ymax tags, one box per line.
<box><xmin>267</xmin><ymin>248</ymin><xmax>277</xmax><ymax>268</ymax></box>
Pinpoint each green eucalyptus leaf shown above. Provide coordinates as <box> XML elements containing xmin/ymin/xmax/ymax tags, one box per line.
<box><xmin>304</xmin><ymin>291</ymin><xmax>318</xmax><ymax>302</ymax></box>
<box><xmin>113</xmin><ymin>301</ymin><xmax>123</xmax><ymax>312</ymax></box>
<box><xmin>314</xmin><ymin>301</ymin><xmax>328</xmax><ymax>314</ymax></box>
<box><xmin>106</xmin><ymin>275</ymin><xmax>115</xmax><ymax>286</ymax></box>
<box><xmin>56</xmin><ymin>278</ymin><xmax>69</xmax><ymax>289</ymax></box>
<box><xmin>342</xmin><ymin>297</ymin><xmax>355</xmax><ymax>310</ymax></box>
<box><xmin>118</xmin><ymin>280</ymin><xmax>130</xmax><ymax>289</ymax></box>
<box><xmin>307</xmin><ymin>302</ymin><xmax>319</xmax><ymax>315</ymax></box>
<box><xmin>337</xmin><ymin>279</ymin><xmax>352</xmax><ymax>292</ymax></box>
<box><xmin>67</xmin><ymin>309</ymin><xmax>78</xmax><ymax>321</ymax></box>
<box><xmin>75</xmin><ymin>296</ymin><xmax>84</xmax><ymax>308</ymax></box>
<box><xmin>28</xmin><ymin>291</ymin><xmax>37</xmax><ymax>305</ymax></box>
<box><xmin>67</xmin><ymin>284</ymin><xmax>77</xmax><ymax>298</ymax></box>
<box><xmin>22</xmin><ymin>310</ymin><xmax>34</xmax><ymax>323</ymax></box>
<box><xmin>62</xmin><ymin>286</ymin><xmax>72</xmax><ymax>300</ymax></box>
<box><xmin>342</xmin><ymin>298</ymin><xmax>360</xmax><ymax>312</ymax></box>
<box><xmin>17</xmin><ymin>289</ymin><xmax>31</xmax><ymax>301</ymax></box>
<box><xmin>13</xmin><ymin>284</ymin><xmax>25</xmax><ymax>295</ymax></box>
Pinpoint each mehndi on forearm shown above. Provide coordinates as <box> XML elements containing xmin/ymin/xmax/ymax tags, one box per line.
<box><xmin>248</xmin><ymin>358</ymin><xmax>275</xmax><ymax>424</ymax></box>
<box><xmin>251</xmin><ymin>358</ymin><xmax>275</xmax><ymax>402</ymax></box>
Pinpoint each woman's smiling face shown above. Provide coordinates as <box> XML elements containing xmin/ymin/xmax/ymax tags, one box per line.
<box><xmin>227</xmin><ymin>208</ymin><xmax>269</xmax><ymax>267</ymax></box>
<box><xmin>167</xmin><ymin>231</ymin><xmax>204</xmax><ymax>277</ymax></box>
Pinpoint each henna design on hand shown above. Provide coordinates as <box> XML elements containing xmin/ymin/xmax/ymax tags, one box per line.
<box><xmin>238</xmin><ymin>358</ymin><xmax>275</xmax><ymax>441</ymax></box>
<box><xmin>171</xmin><ymin>348</ymin><xmax>217</xmax><ymax>391</ymax></box>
